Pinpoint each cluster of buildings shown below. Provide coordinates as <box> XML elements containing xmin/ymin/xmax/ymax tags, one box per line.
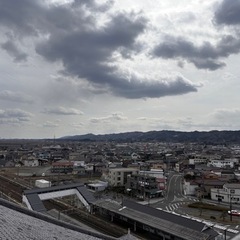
<box><xmin>1</xmin><ymin>140</ymin><xmax>240</xmax><ymax>239</ymax></box>
<box><xmin>1</xmin><ymin>140</ymin><xmax>240</xmax><ymax>202</ymax></box>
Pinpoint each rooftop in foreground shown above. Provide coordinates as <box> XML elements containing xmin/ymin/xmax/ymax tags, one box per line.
<box><xmin>0</xmin><ymin>198</ymin><xmax>116</xmax><ymax>240</ymax></box>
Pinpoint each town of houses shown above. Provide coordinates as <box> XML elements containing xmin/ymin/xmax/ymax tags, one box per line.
<box><xmin>0</xmin><ymin>140</ymin><xmax>240</xmax><ymax>204</ymax></box>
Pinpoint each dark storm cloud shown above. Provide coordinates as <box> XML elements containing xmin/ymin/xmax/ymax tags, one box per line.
<box><xmin>0</xmin><ymin>0</ymin><xmax>104</xmax><ymax>37</ymax></box>
<box><xmin>151</xmin><ymin>0</ymin><xmax>240</xmax><ymax>71</ymax></box>
<box><xmin>214</xmin><ymin>0</ymin><xmax>240</xmax><ymax>25</ymax></box>
<box><xmin>1</xmin><ymin>40</ymin><xmax>27</xmax><ymax>62</ymax></box>
<box><xmin>36</xmin><ymin>12</ymin><xmax>148</xmax><ymax>86</ymax></box>
<box><xmin>112</xmin><ymin>76</ymin><xmax>197</xmax><ymax>99</ymax></box>
<box><xmin>0</xmin><ymin>0</ymin><xmax>46</xmax><ymax>36</ymax></box>
<box><xmin>152</xmin><ymin>34</ymin><xmax>240</xmax><ymax>70</ymax></box>
<box><xmin>0</xmin><ymin>0</ymin><xmax>198</xmax><ymax>99</ymax></box>
<box><xmin>36</xmin><ymin>8</ymin><xmax>198</xmax><ymax>98</ymax></box>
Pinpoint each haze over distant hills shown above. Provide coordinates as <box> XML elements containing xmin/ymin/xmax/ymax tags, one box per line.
<box><xmin>60</xmin><ymin>130</ymin><xmax>240</xmax><ymax>144</ymax></box>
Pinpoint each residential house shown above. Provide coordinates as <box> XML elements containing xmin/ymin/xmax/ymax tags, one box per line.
<box><xmin>22</xmin><ymin>155</ymin><xmax>39</xmax><ymax>167</ymax></box>
<box><xmin>51</xmin><ymin>160</ymin><xmax>74</xmax><ymax>173</ymax></box>
<box><xmin>91</xmin><ymin>151</ymin><xmax>106</xmax><ymax>162</ymax></box>
<box><xmin>94</xmin><ymin>162</ymin><xmax>107</xmax><ymax>173</ymax></box>
<box><xmin>50</xmin><ymin>151</ymin><xmax>64</xmax><ymax>162</ymax></box>
<box><xmin>131</xmin><ymin>153</ymin><xmax>140</xmax><ymax>161</ymax></box>
<box><xmin>37</xmin><ymin>152</ymin><xmax>51</xmax><ymax>160</ymax></box>
<box><xmin>221</xmin><ymin>169</ymin><xmax>235</xmax><ymax>181</ymax></box>
<box><xmin>146</xmin><ymin>160</ymin><xmax>165</xmax><ymax>170</ymax></box>
<box><xmin>183</xmin><ymin>180</ymin><xmax>198</xmax><ymax>196</ymax></box>
<box><xmin>73</xmin><ymin>165</ymin><xmax>85</xmax><ymax>175</ymax></box>
<box><xmin>183</xmin><ymin>174</ymin><xmax>225</xmax><ymax>197</ymax></box>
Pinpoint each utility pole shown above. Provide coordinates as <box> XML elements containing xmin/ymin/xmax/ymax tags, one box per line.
<box><xmin>229</xmin><ymin>189</ymin><xmax>234</xmax><ymax>222</ymax></box>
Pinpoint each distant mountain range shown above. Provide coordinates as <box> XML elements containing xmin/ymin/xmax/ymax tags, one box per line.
<box><xmin>60</xmin><ymin>130</ymin><xmax>240</xmax><ymax>144</ymax></box>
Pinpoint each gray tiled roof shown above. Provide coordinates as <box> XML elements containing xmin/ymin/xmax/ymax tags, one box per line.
<box><xmin>23</xmin><ymin>182</ymin><xmax>85</xmax><ymax>195</ymax></box>
<box><xmin>26</xmin><ymin>193</ymin><xmax>46</xmax><ymax>212</ymax></box>
<box><xmin>77</xmin><ymin>185</ymin><xmax>96</xmax><ymax>204</ymax></box>
<box><xmin>23</xmin><ymin>183</ymin><xmax>96</xmax><ymax>212</ymax></box>
<box><xmin>95</xmin><ymin>199</ymin><xmax>219</xmax><ymax>240</ymax></box>
<box><xmin>123</xmin><ymin>199</ymin><xmax>204</xmax><ymax>232</ymax></box>
<box><xmin>0</xmin><ymin>198</ymin><xmax>116</xmax><ymax>240</ymax></box>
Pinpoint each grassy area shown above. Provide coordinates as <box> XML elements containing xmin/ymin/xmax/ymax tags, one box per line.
<box><xmin>187</xmin><ymin>202</ymin><xmax>240</xmax><ymax>224</ymax></box>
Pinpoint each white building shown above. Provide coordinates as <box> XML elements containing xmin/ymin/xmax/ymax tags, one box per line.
<box><xmin>211</xmin><ymin>183</ymin><xmax>240</xmax><ymax>204</ymax></box>
<box><xmin>183</xmin><ymin>180</ymin><xmax>198</xmax><ymax>196</ymax></box>
<box><xmin>23</xmin><ymin>156</ymin><xmax>39</xmax><ymax>167</ymax></box>
<box><xmin>189</xmin><ymin>157</ymin><xmax>208</xmax><ymax>165</ymax></box>
<box><xmin>207</xmin><ymin>158</ymin><xmax>237</xmax><ymax>168</ymax></box>
<box><xmin>104</xmin><ymin>167</ymin><xmax>139</xmax><ymax>186</ymax></box>
<box><xmin>139</xmin><ymin>169</ymin><xmax>164</xmax><ymax>179</ymax></box>
<box><xmin>87</xmin><ymin>181</ymin><xmax>108</xmax><ymax>192</ymax></box>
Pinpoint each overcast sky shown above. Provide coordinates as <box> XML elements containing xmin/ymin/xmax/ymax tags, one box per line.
<box><xmin>1</xmin><ymin>0</ymin><xmax>240</xmax><ymax>139</ymax></box>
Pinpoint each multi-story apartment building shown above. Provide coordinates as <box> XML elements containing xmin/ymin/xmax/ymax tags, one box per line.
<box><xmin>125</xmin><ymin>174</ymin><xmax>162</xmax><ymax>199</ymax></box>
<box><xmin>207</xmin><ymin>158</ymin><xmax>238</xmax><ymax>168</ymax></box>
<box><xmin>188</xmin><ymin>157</ymin><xmax>208</xmax><ymax>165</ymax></box>
<box><xmin>104</xmin><ymin>167</ymin><xmax>139</xmax><ymax>186</ymax></box>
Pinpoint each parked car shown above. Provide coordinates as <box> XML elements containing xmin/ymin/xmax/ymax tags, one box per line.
<box><xmin>228</xmin><ymin>210</ymin><xmax>240</xmax><ymax>216</ymax></box>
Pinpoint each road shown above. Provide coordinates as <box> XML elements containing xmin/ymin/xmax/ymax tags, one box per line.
<box><xmin>152</xmin><ymin>172</ymin><xmax>195</xmax><ymax>211</ymax></box>
<box><xmin>150</xmin><ymin>173</ymin><xmax>240</xmax><ymax>239</ymax></box>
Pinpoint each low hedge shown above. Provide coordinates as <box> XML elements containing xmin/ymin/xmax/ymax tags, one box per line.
<box><xmin>188</xmin><ymin>202</ymin><xmax>229</xmax><ymax>211</ymax></box>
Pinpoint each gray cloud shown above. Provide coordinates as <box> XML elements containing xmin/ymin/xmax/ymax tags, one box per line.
<box><xmin>111</xmin><ymin>75</ymin><xmax>197</xmax><ymax>99</ymax></box>
<box><xmin>70</xmin><ymin>122</ymin><xmax>84</xmax><ymax>128</ymax></box>
<box><xmin>35</xmin><ymin>11</ymin><xmax>147</xmax><ymax>78</ymax></box>
<box><xmin>90</xmin><ymin>113</ymin><xmax>127</xmax><ymax>123</ymax></box>
<box><xmin>152</xmin><ymin>34</ymin><xmax>240</xmax><ymax>70</ymax></box>
<box><xmin>36</xmin><ymin>9</ymin><xmax>197</xmax><ymax>98</ymax></box>
<box><xmin>42</xmin><ymin>121</ymin><xmax>59</xmax><ymax>128</ymax></box>
<box><xmin>0</xmin><ymin>0</ymin><xmax>113</xmax><ymax>37</ymax></box>
<box><xmin>211</xmin><ymin>108</ymin><xmax>240</xmax><ymax>121</ymax></box>
<box><xmin>1</xmin><ymin>40</ymin><xmax>27</xmax><ymax>62</ymax></box>
<box><xmin>0</xmin><ymin>108</ymin><xmax>33</xmax><ymax>124</ymax></box>
<box><xmin>43</xmin><ymin>107</ymin><xmax>83</xmax><ymax>115</ymax></box>
<box><xmin>214</xmin><ymin>0</ymin><xmax>240</xmax><ymax>25</ymax></box>
<box><xmin>0</xmin><ymin>0</ymin><xmax>198</xmax><ymax>99</ymax></box>
<box><xmin>0</xmin><ymin>90</ymin><xmax>33</xmax><ymax>103</ymax></box>
<box><xmin>151</xmin><ymin>0</ymin><xmax>240</xmax><ymax>71</ymax></box>
<box><xmin>0</xmin><ymin>0</ymin><xmax>46</xmax><ymax>37</ymax></box>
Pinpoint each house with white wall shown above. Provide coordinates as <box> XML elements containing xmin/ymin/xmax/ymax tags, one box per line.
<box><xmin>183</xmin><ymin>180</ymin><xmax>198</xmax><ymax>196</ymax></box>
<box><xmin>211</xmin><ymin>183</ymin><xmax>240</xmax><ymax>204</ymax></box>
<box><xmin>207</xmin><ymin>158</ymin><xmax>237</xmax><ymax>168</ymax></box>
<box><xmin>22</xmin><ymin>155</ymin><xmax>39</xmax><ymax>167</ymax></box>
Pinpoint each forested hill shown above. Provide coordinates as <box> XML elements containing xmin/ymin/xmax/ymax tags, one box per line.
<box><xmin>60</xmin><ymin>130</ymin><xmax>240</xmax><ymax>144</ymax></box>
